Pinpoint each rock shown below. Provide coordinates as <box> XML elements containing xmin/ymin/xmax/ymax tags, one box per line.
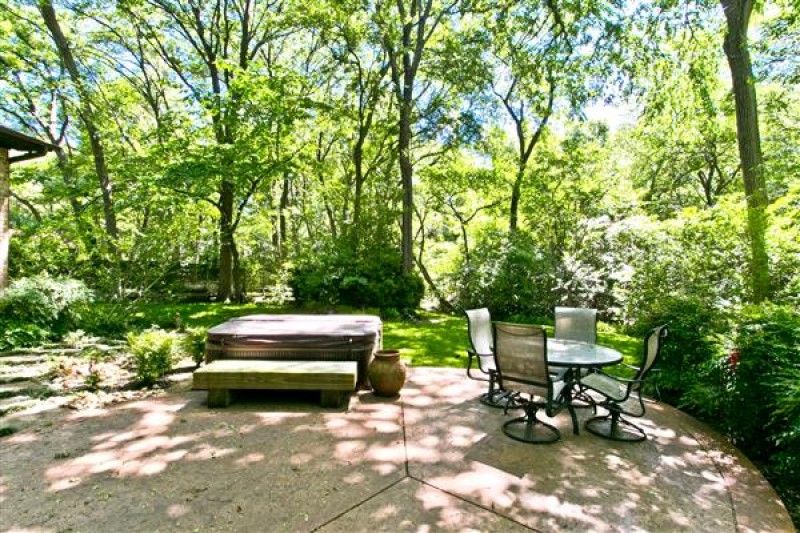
<box><xmin>0</xmin><ymin>395</ymin><xmax>38</xmax><ymax>416</ymax></box>
<box><xmin>0</xmin><ymin>380</ymin><xmax>41</xmax><ymax>399</ymax></box>
<box><xmin>0</xmin><ymin>364</ymin><xmax>51</xmax><ymax>384</ymax></box>
<box><xmin>0</xmin><ymin>354</ymin><xmax>49</xmax><ymax>366</ymax></box>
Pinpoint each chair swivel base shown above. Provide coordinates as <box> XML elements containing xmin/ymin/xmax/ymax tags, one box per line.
<box><xmin>480</xmin><ymin>389</ymin><xmax>514</xmax><ymax>408</ymax></box>
<box><xmin>503</xmin><ymin>412</ymin><xmax>561</xmax><ymax>444</ymax></box>
<box><xmin>585</xmin><ymin>411</ymin><xmax>647</xmax><ymax>442</ymax></box>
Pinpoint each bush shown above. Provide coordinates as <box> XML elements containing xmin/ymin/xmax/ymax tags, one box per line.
<box><xmin>451</xmin><ymin>231</ymin><xmax>558</xmax><ymax>320</ymax></box>
<box><xmin>179</xmin><ymin>327</ymin><xmax>208</xmax><ymax>365</ymax></box>
<box><xmin>628</xmin><ymin>295</ymin><xmax>727</xmax><ymax>406</ymax></box>
<box><xmin>76</xmin><ymin>304</ymin><xmax>131</xmax><ymax>338</ymax></box>
<box><xmin>126</xmin><ymin>327</ymin><xmax>177</xmax><ymax>386</ymax></box>
<box><xmin>0</xmin><ymin>322</ymin><xmax>51</xmax><ymax>351</ymax></box>
<box><xmin>771</xmin><ymin>365</ymin><xmax>800</xmax><ymax>488</ymax></box>
<box><xmin>730</xmin><ymin>304</ymin><xmax>800</xmax><ymax>458</ymax></box>
<box><xmin>290</xmin><ymin>249</ymin><xmax>424</xmax><ymax>313</ymax></box>
<box><xmin>0</xmin><ymin>275</ymin><xmax>93</xmax><ymax>350</ymax></box>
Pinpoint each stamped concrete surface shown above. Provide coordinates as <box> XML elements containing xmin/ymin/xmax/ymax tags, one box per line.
<box><xmin>0</xmin><ymin>368</ymin><xmax>793</xmax><ymax>532</ymax></box>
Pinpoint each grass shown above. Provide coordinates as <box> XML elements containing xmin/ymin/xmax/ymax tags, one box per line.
<box><xmin>104</xmin><ymin>303</ymin><xmax>642</xmax><ymax>369</ymax></box>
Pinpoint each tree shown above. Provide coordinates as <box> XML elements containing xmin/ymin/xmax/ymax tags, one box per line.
<box><xmin>38</xmin><ymin>0</ymin><xmax>119</xmax><ymax>245</ymax></box>
<box><xmin>484</xmin><ymin>0</ymin><xmax>616</xmax><ymax>233</ymax></box>
<box><xmin>629</xmin><ymin>28</ymin><xmax>740</xmax><ymax>213</ymax></box>
<box><xmin>378</xmin><ymin>0</ymin><xmax>459</xmax><ymax>274</ymax></box>
<box><xmin>720</xmin><ymin>0</ymin><xmax>770</xmax><ymax>302</ymax></box>
<box><xmin>118</xmin><ymin>0</ymin><xmax>292</xmax><ymax>301</ymax></box>
<box><xmin>327</xmin><ymin>12</ymin><xmax>391</xmax><ymax>244</ymax></box>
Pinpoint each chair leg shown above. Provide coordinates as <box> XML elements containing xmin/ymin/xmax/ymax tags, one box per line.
<box><xmin>568</xmin><ymin>403</ymin><xmax>580</xmax><ymax>435</ymax></box>
<box><xmin>585</xmin><ymin>405</ymin><xmax>647</xmax><ymax>442</ymax></box>
<box><xmin>480</xmin><ymin>372</ymin><xmax>512</xmax><ymax>408</ymax></box>
<box><xmin>502</xmin><ymin>402</ymin><xmax>560</xmax><ymax>444</ymax></box>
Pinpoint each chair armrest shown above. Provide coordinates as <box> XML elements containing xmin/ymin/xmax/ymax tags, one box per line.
<box><xmin>595</xmin><ymin>369</ymin><xmax>646</xmax><ymax>385</ymax></box>
<box><xmin>466</xmin><ymin>350</ymin><xmax>491</xmax><ymax>381</ymax></box>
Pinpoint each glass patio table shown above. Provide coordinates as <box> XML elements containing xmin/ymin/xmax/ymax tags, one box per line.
<box><xmin>547</xmin><ymin>338</ymin><xmax>623</xmax><ymax>434</ymax></box>
<box><xmin>547</xmin><ymin>338</ymin><xmax>623</xmax><ymax>369</ymax></box>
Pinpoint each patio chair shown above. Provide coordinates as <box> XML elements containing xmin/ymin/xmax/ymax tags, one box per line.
<box><xmin>582</xmin><ymin>325</ymin><xmax>668</xmax><ymax>442</ymax></box>
<box><xmin>553</xmin><ymin>306</ymin><xmax>598</xmax><ymax>398</ymax></box>
<box><xmin>493</xmin><ymin>322</ymin><xmax>572</xmax><ymax>444</ymax></box>
<box><xmin>465</xmin><ymin>308</ymin><xmax>509</xmax><ymax>408</ymax></box>
<box><xmin>554</xmin><ymin>306</ymin><xmax>598</xmax><ymax>344</ymax></box>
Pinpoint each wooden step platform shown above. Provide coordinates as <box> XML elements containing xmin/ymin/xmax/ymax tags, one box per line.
<box><xmin>193</xmin><ymin>360</ymin><xmax>358</xmax><ymax>408</ymax></box>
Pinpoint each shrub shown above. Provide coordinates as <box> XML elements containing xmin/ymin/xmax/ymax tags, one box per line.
<box><xmin>290</xmin><ymin>249</ymin><xmax>424</xmax><ymax>313</ymax></box>
<box><xmin>0</xmin><ymin>322</ymin><xmax>52</xmax><ymax>351</ymax></box>
<box><xmin>771</xmin><ymin>365</ymin><xmax>800</xmax><ymax>487</ymax></box>
<box><xmin>126</xmin><ymin>327</ymin><xmax>177</xmax><ymax>386</ymax></box>
<box><xmin>730</xmin><ymin>304</ymin><xmax>800</xmax><ymax>456</ymax></box>
<box><xmin>628</xmin><ymin>295</ymin><xmax>726</xmax><ymax>406</ymax></box>
<box><xmin>451</xmin><ymin>230</ymin><xmax>558</xmax><ymax>320</ymax></box>
<box><xmin>76</xmin><ymin>304</ymin><xmax>131</xmax><ymax>338</ymax></box>
<box><xmin>82</xmin><ymin>346</ymin><xmax>108</xmax><ymax>391</ymax></box>
<box><xmin>0</xmin><ymin>275</ymin><xmax>93</xmax><ymax>349</ymax></box>
<box><xmin>179</xmin><ymin>327</ymin><xmax>208</xmax><ymax>366</ymax></box>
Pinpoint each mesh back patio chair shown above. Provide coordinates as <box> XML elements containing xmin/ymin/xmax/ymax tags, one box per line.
<box><xmin>554</xmin><ymin>306</ymin><xmax>598</xmax><ymax>344</ymax></box>
<box><xmin>553</xmin><ymin>306</ymin><xmax>598</xmax><ymax>395</ymax></box>
<box><xmin>582</xmin><ymin>325</ymin><xmax>668</xmax><ymax>442</ymax></box>
<box><xmin>493</xmin><ymin>322</ymin><xmax>570</xmax><ymax>444</ymax></box>
<box><xmin>465</xmin><ymin>308</ymin><xmax>509</xmax><ymax>408</ymax></box>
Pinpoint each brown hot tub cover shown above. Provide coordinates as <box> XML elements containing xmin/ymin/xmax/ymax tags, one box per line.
<box><xmin>205</xmin><ymin>314</ymin><xmax>382</xmax><ymax>387</ymax></box>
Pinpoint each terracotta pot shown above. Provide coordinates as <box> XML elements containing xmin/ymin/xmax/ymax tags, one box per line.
<box><xmin>368</xmin><ymin>349</ymin><xmax>407</xmax><ymax>397</ymax></box>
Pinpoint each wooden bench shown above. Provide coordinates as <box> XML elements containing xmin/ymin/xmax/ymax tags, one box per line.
<box><xmin>193</xmin><ymin>360</ymin><xmax>357</xmax><ymax>408</ymax></box>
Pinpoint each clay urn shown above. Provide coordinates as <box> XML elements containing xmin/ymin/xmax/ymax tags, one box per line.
<box><xmin>368</xmin><ymin>349</ymin><xmax>407</xmax><ymax>397</ymax></box>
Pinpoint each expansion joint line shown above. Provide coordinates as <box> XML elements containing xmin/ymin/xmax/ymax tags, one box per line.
<box><xmin>682</xmin><ymin>423</ymin><xmax>739</xmax><ymax>531</ymax></box>
<box><xmin>310</xmin><ymin>400</ymin><xmax>411</xmax><ymax>531</ymax></box>
<box><xmin>309</xmin><ymin>476</ymin><xmax>407</xmax><ymax>532</ymax></box>
<box><xmin>406</xmin><ymin>474</ymin><xmax>541</xmax><ymax>532</ymax></box>
<box><xmin>400</xmin><ymin>400</ymin><xmax>538</xmax><ymax>532</ymax></box>
<box><xmin>401</xmin><ymin>399</ymin><xmax>410</xmax><ymax>477</ymax></box>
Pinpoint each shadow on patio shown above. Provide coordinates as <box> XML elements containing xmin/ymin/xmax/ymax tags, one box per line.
<box><xmin>0</xmin><ymin>368</ymin><xmax>793</xmax><ymax>532</ymax></box>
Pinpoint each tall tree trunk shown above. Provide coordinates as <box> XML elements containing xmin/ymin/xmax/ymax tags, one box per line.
<box><xmin>509</xmin><ymin>167</ymin><xmax>524</xmax><ymax>233</ymax></box>
<box><xmin>0</xmin><ymin>149</ymin><xmax>10</xmax><ymax>293</ymax></box>
<box><xmin>232</xmin><ymin>239</ymin><xmax>245</xmax><ymax>303</ymax></box>
<box><xmin>39</xmin><ymin>0</ymin><xmax>118</xmax><ymax>243</ymax></box>
<box><xmin>398</xmin><ymin>102</ymin><xmax>414</xmax><ymax>274</ymax></box>
<box><xmin>53</xmin><ymin>147</ymin><xmax>82</xmax><ymax>217</ymax></box>
<box><xmin>217</xmin><ymin>180</ymin><xmax>235</xmax><ymax>302</ymax></box>
<box><xmin>720</xmin><ymin>0</ymin><xmax>770</xmax><ymax>302</ymax></box>
<box><xmin>278</xmin><ymin>172</ymin><xmax>290</xmax><ymax>259</ymax></box>
<box><xmin>352</xmin><ymin>140</ymin><xmax>365</xmax><ymax>244</ymax></box>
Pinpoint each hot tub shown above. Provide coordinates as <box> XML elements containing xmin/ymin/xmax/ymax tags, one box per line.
<box><xmin>205</xmin><ymin>314</ymin><xmax>383</xmax><ymax>388</ymax></box>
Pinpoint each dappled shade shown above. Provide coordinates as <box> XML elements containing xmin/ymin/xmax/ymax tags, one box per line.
<box><xmin>0</xmin><ymin>369</ymin><xmax>792</xmax><ymax>531</ymax></box>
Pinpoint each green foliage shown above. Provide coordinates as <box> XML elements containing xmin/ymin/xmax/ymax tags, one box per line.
<box><xmin>126</xmin><ymin>327</ymin><xmax>177</xmax><ymax>386</ymax></box>
<box><xmin>180</xmin><ymin>327</ymin><xmax>208</xmax><ymax>366</ymax></box>
<box><xmin>452</xmin><ymin>230</ymin><xmax>557</xmax><ymax>320</ymax></box>
<box><xmin>290</xmin><ymin>249</ymin><xmax>424</xmax><ymax>313</ymax></box>
<box><xmin>0</xmin><ymin>275</ymin><xmax>93</xmax><ymax>350</ymax></box>
<box><xmin>730</xmin><ymin>305</ymin><xmax>800</xmax><ymax>456</ymax></box>
<box><xmin>629</xmin><ymin>295</ymin><xmax>726</xmax><ymax>405</ymax></box>
<box><xmin>82</xmin><ymin>346</ymin><xmax>107</xmax><ymax>391</ymax></box>
<box><xmin>0</xmin><ymin>322</ymin><xmax>52</xmax><ymax>352</ymax></box>
<box><xmin>0</xmin><ymin>427</ymin><xmax>18</xmax><ymax>438</ymax></box>
<box><xmin>771</xmin><ymin>365</ymin><xmax>800</xmax><ymax>489</ymax></box>
<box><xmin>610</xmin><ymin>200</ymin><xmax>750</xmax><ymax>322</ymax></box>
<box><xmin>76</xmin><ymin>304</ymin><xmax>131</xmax><ymax>338</ymax></box>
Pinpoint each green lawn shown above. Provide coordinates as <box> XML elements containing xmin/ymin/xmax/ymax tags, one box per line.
<box><xmin>119</xmin><ymin>303</ymin><xmax>641</xmax><ymax>369</ymax></box>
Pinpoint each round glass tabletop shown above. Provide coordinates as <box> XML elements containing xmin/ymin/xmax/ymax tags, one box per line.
<box><xmin>547</xmin><ymin>338</ymin><xmax>623</xmax><ymax>368</ymax></box>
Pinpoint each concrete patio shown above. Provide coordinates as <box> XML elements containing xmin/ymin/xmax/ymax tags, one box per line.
<box><xmin>0</xmin><ymin>367</ymin><xmax>793</xmax><ymax>532</ymax></box>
